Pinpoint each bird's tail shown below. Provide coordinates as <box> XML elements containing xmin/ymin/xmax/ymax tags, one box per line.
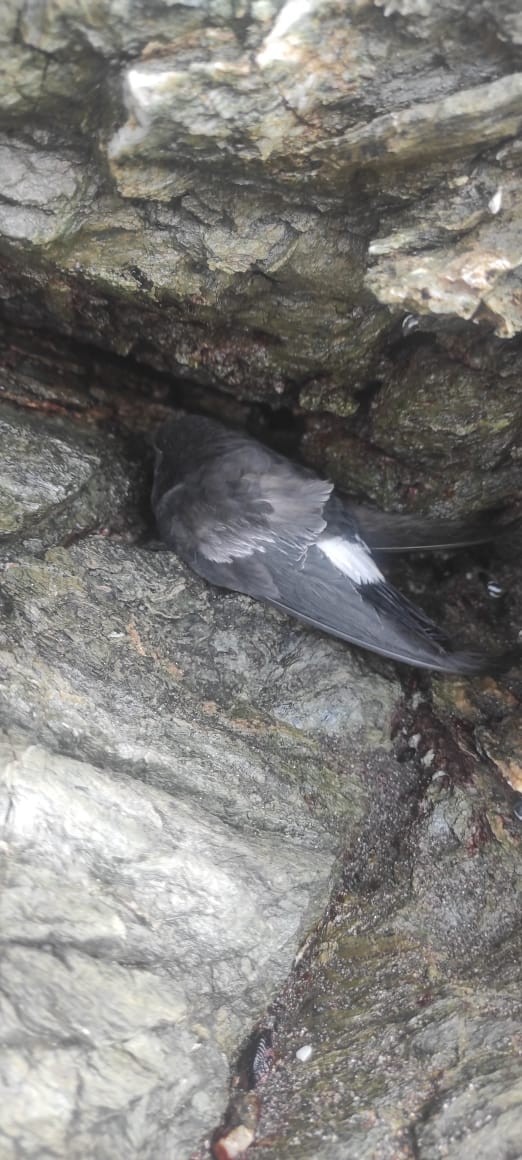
<box><xmin>350</xmin><ymin>505</ymin><xmax>513</xmax><ymax>553</ymax></box>
<box><xmin>453</xmin><ymin>646</ymin><xmax>521</xmax><ymax>674</ymax></box>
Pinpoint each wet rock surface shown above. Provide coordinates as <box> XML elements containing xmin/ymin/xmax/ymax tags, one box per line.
<box><xmin>0</xmin><ymin>0</ymin><xmax>522</xmax><ymax>482</ymax></box>
<box><xmin>0</xmin><ymin>405</ymin><xmax>132</xmax><ymax>543</ymax></box>
<box><xmin>0</xmin><ymin>395</ymin><xmax>410</xmax><ymax>1158</ymax></box>
<box><xmin>248</xmin><ymin>771</ymin><xmax>522</xmax><ymax>1160</ymax></box>
<box><xmin>0</xmin><ymin>367</ymin><xmax>520</xmax><ymax>1159</ymax></box>
<box><xmin>0</xmin><ymin>1</ymin><xmax>521</xmax><ymax>1156</ymax></box>
<box><xmin>201</xmin><ymin>654</ymin><xmax>522</xmax><ymax>1160</ymax></box>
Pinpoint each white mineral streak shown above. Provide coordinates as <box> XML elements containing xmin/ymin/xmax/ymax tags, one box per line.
<box><xmin>257</xmin><ymin>0</ymin><xmax>313</xmax><ymax>66</ymax></box>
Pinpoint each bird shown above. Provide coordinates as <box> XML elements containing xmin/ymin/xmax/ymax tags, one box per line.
<box><xmin>151</xmin><ymin>413</ymin><xmax>499</xmax><ymax>674</ymax></box>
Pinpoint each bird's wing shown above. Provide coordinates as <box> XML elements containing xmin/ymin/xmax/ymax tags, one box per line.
<box><xmin>152</xmin><ymin>428</ymin><xmax>486</xmax><ymax>672</ymax></box>
<box><xmin>267</xmin><ymin>542</ymin><xmax>486</xmax><ymax>673</ymax></box>
<box><xmin>154</xmin><ymin>443</ymin><xmax>335</xmax><ymax>565</ymax></box>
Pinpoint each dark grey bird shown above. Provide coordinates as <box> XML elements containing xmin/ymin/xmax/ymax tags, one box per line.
<box><xmin>152</xmin><ymin>414</ymin><xmax>497</xmax><ymax>674</ymax></box>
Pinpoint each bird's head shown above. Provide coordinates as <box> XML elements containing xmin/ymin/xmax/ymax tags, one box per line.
<box><xmin>152</xmin><ymin>413</ymin><xmax>237</xmax><ymax>492</ymax></box>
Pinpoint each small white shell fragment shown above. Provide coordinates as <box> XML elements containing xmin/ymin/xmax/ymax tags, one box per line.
<box><xmin>488</xmin><ymin>187</ymin><xmax>503</xmax><ymax>215</ymax></box>
<box><xmin>402</xmin><ymin>313</ymin><xmax>420</xmax><ymax>333</ymax></box>
<box><xmin>296</xmin><ymin>1044</ymin><xmax>313</xmax><ymax>1062</ymax></box>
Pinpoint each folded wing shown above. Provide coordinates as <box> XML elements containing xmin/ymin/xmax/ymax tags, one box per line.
<box><xmin>153</xmin><ymin>436</ymin><xmax>334</xmax><ymax>564</ymax></box>
<box><xmin>269</xmin><ymin>543</ymin><xmax>486</xmax><ymax>672</ymax></box>
<box><xmin>152</xmin><ymin>419</ymin><xmax>487</xmax><ymax>673</ymax></box>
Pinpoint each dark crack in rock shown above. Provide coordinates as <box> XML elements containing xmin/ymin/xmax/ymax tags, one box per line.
<box><xmin>247</xmin><ymin>775</ymin><xmax>522</xmax><ymax>1160</ymax></box>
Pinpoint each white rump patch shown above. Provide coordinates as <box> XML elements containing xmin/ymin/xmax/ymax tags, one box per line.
<box><xmin>318</xmin><ymin>536</ymin><xmax>383</xmax><ymax>586</ymax></box>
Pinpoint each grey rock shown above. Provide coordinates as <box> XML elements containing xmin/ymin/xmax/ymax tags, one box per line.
<box><xmin>0</xmin><ymin>535</ymin><xmax>397</xmax><ymax>837</ymax></box>
<box><xmin>0</xmin><ymin>0</ymin><xmax>521</xmax><ymax>446</ymax></box>
<box><xmin>0</xmin><ymin>406</ymin><xmax>403</xmax><ymax>1158</ymax></box>
<box><xmin>0</xmin><ymin>136</ymin><xmax>96</xmax><ymax>245</ymax></box>
<box><xmin>251</xmin><ymin>780</ymin><xmax>522</xmax><ymax>1160</ymax></box>
<box><xmin>0</xmin><ymin>404</ymin><xmax>132</xmax><ymax>547</ymax></box>
<box><xmin>0</xmin><ymin>737</ymin><xmax>326</xmax><ymax>1159</ymax></box>
<box><xmin>0</xmin><ymin>2</ymin><xmax>521</xmax><ymax>1156</ymax></box>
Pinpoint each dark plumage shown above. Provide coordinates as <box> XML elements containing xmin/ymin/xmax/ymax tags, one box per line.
<box><xmin>152</xmin><ymin>414</ymin><xmax>496</xmax><ymax>673</ymax></box>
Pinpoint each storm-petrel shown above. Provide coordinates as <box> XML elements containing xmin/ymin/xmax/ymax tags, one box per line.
<box><xmin>152</xmin><ymin>414</ymin><xmax>494</xmax><ymax>673</ymax></box>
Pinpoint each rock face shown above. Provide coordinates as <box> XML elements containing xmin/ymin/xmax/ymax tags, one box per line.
<box><xmin>0</xmin><ymin>0</ymin><xmax>521</xmax><ymax>515</ymax></box>
<box><xmin>0</xmin><ymin>2</ymin><xmax>521</xmax><ymax>1158</ymax></box>
<box><xmin>0</xmin><ymin>390</ymin><xmax>520</xmax><ymax>1160</ymax></box>
<box><xmin>0</xmin><ymin>401</ymin><xmax>409</xmax><ymax>1158</ymax></box>
<box><xmin>252</xmin><ymin>773</ymin><xmax>522</xmax><ymax>1160</ymax></box>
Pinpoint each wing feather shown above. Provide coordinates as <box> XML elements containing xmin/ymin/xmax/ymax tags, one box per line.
<box><xmin>152</xmin><ymin>416</ymin><xmax>488</xmax><ymax>673</ymax></box>
<box><xmin>266</xmin><ymin>546</ymin><xmax>486</xmax><ymax>672</ymax></box>
<box><xmin>154</xmin><ymin>441</ymin><xmax>333</xmax><ymax>565</ymax></box>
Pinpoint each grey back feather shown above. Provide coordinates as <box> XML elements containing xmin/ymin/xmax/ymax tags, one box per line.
<box><xmin>153</xmin><ymin>418</ymin><xmax>333</xmax><ymax>565</ymax></box>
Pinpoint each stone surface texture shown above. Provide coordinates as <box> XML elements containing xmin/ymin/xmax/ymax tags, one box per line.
<box><xmin>0</xmin><ymin>399</ymin><xmax>410</xmax><ymax>1159</ymax></box>
<box><xmin>0</xmin><ymin>0</ymin><xmax>521</xmax><ymax>499</ymax></box>
<box><xmin>0</xmin><ymin>1</ymin><xmax>521</xmax><ymax>1158</ymax></box>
